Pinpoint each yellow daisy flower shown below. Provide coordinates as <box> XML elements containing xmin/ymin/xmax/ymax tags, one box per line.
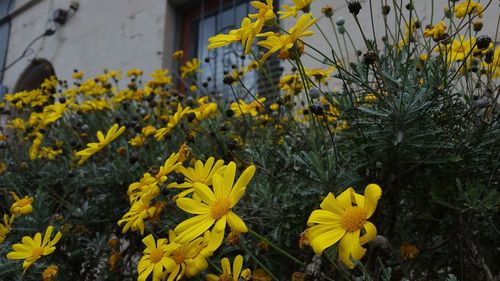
<box><xmin>167</xmin><ymin>157</ymin><xmax>226</xmax><ymax>199</ymax></box>
<box><xmin>230</xmin><ymin>98</ymin><xmax>267</xmax><ymax>117</ymax></box>
<box><xmin>423</xmin><ymin>21</ymin><xmax>447</xmax><ymax>41</ymax></box>
<box><xmin>164</xmin><ymin>230</ymin><xmax>214</xmax><ymax>281</ymax></box>
<box><xmin>10</xmin><ymin>192</ymin><xmax>33</xmax><ymax>216</ymax></box>
<box><xmin>0</xmin><ymin>214</ymin><xmax>15</xmax><ymax>244</ymax></box>
<box><xmin>278</xmin><ymin>0</ymin><xmax>312</xmax><ymax>19</ymax></box>
<box><xmin>174</xmin><ymin>162</ymin><xmax>256</xmax><ymax>244</ymax></box>
<box><xmin>306</xmin><ymin>184</ymin><xmax>382</xmax><ymax>268</ymax></box>
<box><xmin>118</xmin><ymin>193</ymin><xmax>157</xmax><ymax>235</ymax></box>
<box><xmin>172</xmin><ymin>50</ymin><xmax>184</xmax><ymax>60</ymax></box>
<box><xmin>42</xmin><ymin>265</ymin><xmax>59</xmax><ymax>281</ymax></box>
<box><xmin>180</xmin><ymin>58</ymin><xmax>202</xmax><ymax>78</ymax></box>
<box><xmin>155</xmin><ymin>104</ymin><xmax>190</xmax><ymax>141</ymax></box>
<box><xmin>138</xmin><ymin>234</ymin><xmax>175</xmax><ymax>281</ymax></box>
<box><xmin>205</xmin><ymin>255</ymin><xmax>252</xmax><ymax>281</ymax></box>
<box><xmin>129</xmin><ymin>135</ymin><xmax>146</xmax><ymax>146</ymax></box>
<box><xmin>155</xmin><ymin>152</ymin><xmax>183</xmax><ymax>183</ymax></box>
<box><xmin>454</xmin><ymin>0</ymin><xmax>483</xmax><ymax>19</ymax></box>
<box><xmin>249</xmin><ymin>0</ymin><xmax>276</xmax><ymax>29</ymax></box>
<box><xmin>128</xmin><ymin>173</ymin><xmax>160</xmax><ymax>203</ymax></box>
<box><xmin>208</xmin><ymin>17</ymin><xmax>258</xmax><ymax>55</ymax></box>
<box><xmin>6</xmin><ymin>225</ymin><xmax>62</xmax><ymax>271</ymax></box>
<box><xmin>75</xmin><ymin>123</ymin><xmax>126</xmax><ymax>164</ymax></box>
<box><xmin>127</xmin><ymin>68</ymin><xmax>144</xmax><ymax>77</ymax></box>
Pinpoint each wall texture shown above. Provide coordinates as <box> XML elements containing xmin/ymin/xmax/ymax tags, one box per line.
<box><xmin>2</xmin><ymin>0</ymin><xmax>168</xmax><ymax>90</ymax></box>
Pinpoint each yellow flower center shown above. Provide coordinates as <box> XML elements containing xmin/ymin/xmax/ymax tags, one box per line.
<box><xmin>31</xmin><ymin>247</ymin><xmax>44</xmax><ymax>259</ymax></box>
<box><xmin>219</xmin><ymin>273</ymin><xmax>233</xmax><ymax>281</ymax></box>
<box><xmin>210</xmin><ymin>198</ymin><xmax>231</xmax><ymax>220</ymax></box>
<box><xmin>340</xmin><ymin>207</ymin><xmax>367</xmax><ymax>232</ymax></box>
<box><xmin>172</xmin><ymin>249</ymin><xmax>186</xmax><ymax>264</ymax></box>
<box><xmin>17</xmin><ymin>197</ymin><xmax>32</xmax><ymax>207</ymax></box>
<box><xmin>149</xmin><ymin>248</ymin><xmax>164</xmax><ymax>263</ymax></box>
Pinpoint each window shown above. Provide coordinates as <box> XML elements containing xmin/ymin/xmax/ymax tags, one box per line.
<box><xmin>14</xmin><ymin>59</ymin><xmax>55</xmax><ymax>92</ymax></box>
<box><xmin>179</xmin><ymin>0</ymin><xmax>281</xmax><ymax>99</ymax></box>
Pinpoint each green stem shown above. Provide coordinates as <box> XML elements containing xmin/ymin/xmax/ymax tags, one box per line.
<box><xmin>248</xmin><ymin>228</ymin><xmax>305</xmax><ymax>266</ymax></box>
<box><xmin>241</xmin><ymin>241</ymin><xmax>279</xmax><ymax>281</ymax></box>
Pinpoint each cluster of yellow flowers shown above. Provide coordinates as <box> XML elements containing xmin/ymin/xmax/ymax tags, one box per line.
<box><xmin>116</xmin><ymin>139</ymin><xmax>257</xmax><ymax>280</ymax></box>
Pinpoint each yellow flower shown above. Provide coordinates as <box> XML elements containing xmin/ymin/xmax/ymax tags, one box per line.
<box><xmin>117</xmin><ymin>193</ymin><xmax>157</xmax><ymax>235</ymax></box>
<box><xmin>72</xmin><ymin>70</ymin><xmax>85</xmax><ymax>79</ymax></box>
<box><xmin>108</xmin><ymin>252</ymin><xmax>121</xmax><ymax>271</ymax></box>
<box><xmin>205</xmin><ymin>255</ymin><xmax>252</xmax><ymax>281</ymax></box>
<box><xmin>127</xmin><ymin>68</ymin><xmax>144</xmax><ymax>77</ymax></box>
<box><xmin>6</xmin><ymin>225</ymin><xmax>62</xmax><ymax>271</ymax></box>
<box><xmin>174</xmin><ymin>162</ymin><xmax>256</xmax><ymax>244</ymax></box>
<box><xmin>142</xmin><ymin>125</ymin><xmax>157</xmax><ymax>137</ymax></box>
<box><xmin>38</xmin><ymin>147</ymin><xmax>63</xmax><ymax>160</ymax></box>
<box><xmin>138</xmin><ymin>234</ymin><xmax>175</xmax><ymax>281</ymax></box>
<box><xmin>155</xmin><ymin>152</ymin><xmax>183</xmax><ymax>183</ymax></box>
<box><xmin>423</xmin><ymin>21</ymin><xmax>447</xmax><ymax>41</ymax></box>
<box><xmin>42</xmin><ymin>265</ymin><xmax>59</xmax><ymax>281</ymax></box>
<box><xmin>0</xmin><ymin>214</ymin><xmax>15</xmax><ymax>244</ymax></box>
<box><xmin>252</xmin><ymin>268</ymin><xmax>272</xmax><ymax>281</ymax></box>
<box><xmin>75</xmin><ymin>123</ymin><xmax>126</xmax><ymax>164</ymax></box>
<box><xmin>172</xmin><ymin>50</ymin><xmax>184</xmax><ymax>60</ymax></box>
<box><xmin>454</xmin><ymin>0</ymin><xmax>483</xmax><ymax>18</ymax></box>
<box><xmin>155</xmin><ymin>104</ymin><xmax>190</xmax><ymax>141</ymax></box>
<box><xmin>180</xmin><ymin>58</ymin><xmax>202</xmax><ymax>78</ymax></box>
<box><xmin>147</xmin><ymin>69</ymin><xmax>173</xmax><ymax>88</ymax></box>
<box><xmin>306</xmin><ymin>184</ymin><xmax>382</xmax><ymax>268</ymax></box>
<box><xmin>129</xmin><ymin>135</ymin><xmax>146</xmax><ymax>146</ymax></box>
<box><xmin>177</xmin><ymin>142</ymin><xmax>190</xmax><ymax>163</ymax></box>
<box><xmin>128</xmin><ymin>173</ymin><xmax>160</xmax><ymax>203</ymax></box>
<box><xmin>278</xmin><ymin>0</ymin><xmax>312</xmax><ymax>19</ymax></box>
<box><xmin>168</xmin><ymin>157</ymin><xmax>226</xmax><ymax>199</ymax></box>
<box><xmin>249</xmin><ymin>0</ymin><xmax>276</xmax><ymax>29</ymax></box>
<box><xmin>400</xmin><ymin>243</ymin><xmax>419</xmax><ymax>259</ymax></box>
<box><xmin>10</xmin><ymin>192</ymin><xmax>33</xmax><ymax>216</ymax></box>
<box><xmin>208</xmin><ymin>17</ymin><xmax>258</xmax><ymax>55</ymax></box>
<box><xmin>230</xmin><ymin>98</ymin><xmax>266</xmax><ymax>117</ymax></box>
<box><xmin>258</xmin><ymin>13</ymin><xmax>316</xmax><ymax>61</ymax></box>
<box><xmin>164</xmin><ymin>230</ymin><xmax>213</xmax><ymax>280</ymax></box>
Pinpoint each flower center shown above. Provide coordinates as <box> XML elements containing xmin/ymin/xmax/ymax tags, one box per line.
<box><xmin>31</xmin><ymin>247</ymin><xmax>44</xmax><ymax>259</ymax></box>
<box><xmin>210</xmin><ymin>198</ymin><xmax>231</xmax><ymax>220</ymax></box>
<box><xmin>149</xmin><ymin>248</ymin><xmax>164</xmax><ymax>263</ymax></box>
<box><xmin>219</xmin><ymin>273</ymin><xmax>233</xmax><ymax>281</ymax></box>
<box><xmin>172</xmin><ymin>249</ymin><xmax>186</xmax><ymax>264</ymax></box>
<box><xmin>340</xmin><ymin>207</ymin><xmax>367</xmax><ymax>232</ymax></box>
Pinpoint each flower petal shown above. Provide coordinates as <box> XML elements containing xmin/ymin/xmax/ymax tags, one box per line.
<box><xmin>193</xmin><ymin>182</ymin><xmax>215</xmax><ymax>204</ymax></box>
<box><xmin>309</xmin><ymin>227</ymin><xmax>345</xmax><ymax>255</ymax></box>
<box><xmin>227</xmin><ymin>211</ymin><xmax>248</xmax><ymax>233</ymax></box>
<box><xmin>363</xmin><ymin>184</ymin><xmax>381</xmax><ymax>218</ymax></box>
<box><xmin>233</xmin><ymin>255</ymin><xmax>243</xmax><ymax>280</ymax></box>
<box><xmin>307</xmin><ymin>209</ymin><xmax>340</xmax><ymax>226</ymax></box>
<box><xmin>338</xmin><ymin>231</ymin><xmax>366</xmax><ymax>269</ymax></box>
<box><xmin>359</xmin><ymin>221</ymin><xmax>377</xmax><ymax>245</ymax></box>
<box><xmin>176</xmin><ymin>198</ymin><xmax>210</xmax><ymax>214</ymax></box>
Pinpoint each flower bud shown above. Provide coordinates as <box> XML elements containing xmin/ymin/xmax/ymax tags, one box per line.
<box><xmin>476</xmin><ymin>35</ymin><xmax>491</xmax><ymax>50</ymax></box>
<box><xmin>347</xmin><ymin>1</ymin><xmax>362</xmax><ymax>15</ymax></box>
<box><xmin>336</xmin><ymin>16</ymin><xmax>345</xmax><ymax>26</ymax></box>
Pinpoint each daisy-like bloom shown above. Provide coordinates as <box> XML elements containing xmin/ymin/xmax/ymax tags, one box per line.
<box><xmin>208</xmin><ymin>17</ymin><xmax>258</xmax><ymax>55</ymax></box>
<box><xmin>138</xmin><ymin>234</ymin><xmax>175</xmax><ymax>281</ymax></box>
<box><xmin>258</xmin><ymin>13</ymin><xmax>316</xmax><ymax>61</ymax></box>
<box><xmin>206</xmin><ymin>255</ymin><xmax>252</xmax><ymax>281</ymax></box>
<box><xmin>172</xmin><ymin>50</ymin><xmax>184</xmax><ymax>60</ymax></box>
<box><xmin>142</xmin><ymin>125</ymin><xmax>157</xmax><ymax>137</ymax></box>
<box><xmin>71</xmin><ymin>70</ymin><xmax>85</xmax><ymax>80</ymax></box>
<box><xmin>0</xmin><ymin>214</ymin><xmax>15</xmax><ymax>244</ymax></box>
<box><xmin>180</xmin><ymin>58</ymin><xmax>202</xmax><ymax>78</ymax></box>
<box><xmin>249</xmin><ymin>0</ymin><xmax>276</xmax><ymax>30</ymax></box>
<box><xmin>128</xmin><ymin>173</ymin><xmax>160</xmax><ymax>203</ymax></box>
<box><xmin>117</xmin><ymin>193</ymin><xmax>157</xmax><ymax>235</ymax></box>
<box><xmin>10</xmin><ymin>192</ymin><xmax>33</xmax><ymax>216</ymax></box>
<box><xmin>147</xmin><ymin>69</ymin><xmax>173</xmax><ymax>88</ymax></box>
<box><xmin>168</xmin><ymin>157</ymin><xmax>226</xmax><ymax>199</ymax></box>
<box><xmin>230</xmin><ymin>97</ymin><xmax>267</xmax><ymax>117</ymax></box>
<box><xmin>454</xmin><ymin>0</ymin><xmax>483</xmax><ymax>19</ymax></box>
<box><xmin>127</xmin><ymin>68</ymin><xmax>144</xmax><ymax>77</ymax></box>
<box><xmin>155</xmin><ymin>152</ymin><xmax>183</xmax><ymax>183</ymax></box>
<box><xmin>42</xmin><ymin>265</ymin><xmax>59</xmax><ymax>281</ymax></box>
<box><xmin>155</xmin><ymin>104</ymin><xmax>191</xmax><ymax>141</ymax></box>
<box><xmin>174</xmin><ymin>162</ymin><xmax>256</xmax><ymax>244</ymax></box>
<box><xmin>6</xmin><ymin>225</ymin><xmax>62</xmax><ymax>271</ymax></box>
<box><xmin>164</xmin><ymin>230</ymin><xmax>214</xmax><ymax>281</ymax></box>
<box><xmin>75</xmin><ymin>123</ymin><xmax>126</xmax><ymax>164</ymax></box>
<box><xmin>129</xmin><ymin>134</ymin><xmax>146</xmax><ymax>146</ymax></box>
<box><xmin>278</xmin><ymin>0</ymin><xmax>312</xmax><ymax>19</ymax></box>
<box><xmin>423</xmin><ymin>21</ymin><xmax>447</xmax><ymax>41</ymax></box>
<box><xmin>306</xmin><ymin>184</ymin><xmax>382</xmax><ymax>268</ymax></box>
<box><xmin>38</xmin><ymin>147</ymin><xmax>63</xmax><ymax>160</ymax></box>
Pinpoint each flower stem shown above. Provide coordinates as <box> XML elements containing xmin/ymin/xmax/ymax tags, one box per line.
<box><xmin>241</xmin><ymin>241</ymin><xmax>279</xmax><ymax>281</ymax></box>
<box><xmin>248</xmin><ymin>228</ymin><xmax>305</xmax><ymax>266</ymax></box>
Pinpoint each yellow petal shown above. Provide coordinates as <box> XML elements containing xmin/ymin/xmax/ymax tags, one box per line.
<box><xmin>193</xmin><ymin>182</ymin><xmax>215</xmax><ymax>204</ymax></box>
<box><xmin>363</xmin><ymin>184</ymin><xmax>381</xmax><ymax>218</ymax></box>
<box><xmin>338</xmin><ymin>231</ymin><xmax>366</xmax><ymax>269</ymax></box>
<box><xmin>233</xmin><ymin>255</ymin><xmax>243</xmax><ymax>279</ymax></box>
<box><xmin>221</xmin><ymin>257</ymin><xmax>231</xmax><ymax>274</ymax></box>
<box><xmin>213</xmin><ymin>215</ymin><xmax>227</xmax><ymax>233</ymax></box>
<box><xmin>359</xmin><ymin>221</ymin><xmax>377</xmax><ymax>245</ymax></box>
<box><xmin>307</xmin><ymin>209</ymin><xmax>340</xmax><ymax>226</ymax></box>
<box><xmin>227</xmin><ymin>211</ymin><xmax>248</xmax><ymax>233</ymax></box>
<box><xmin>176</xmin><ymin>198</ymin><xmax>210</xmax><ymax>214</ymax></box>
<box><xmin>319</xmin><ymin>193</ymin><xmax>344</xmax><ymax>215</ymax></box>
<box><xmin>310</xmin><ymin>227</ymin><xmax>345</xmax><ymax>255</ymax></box>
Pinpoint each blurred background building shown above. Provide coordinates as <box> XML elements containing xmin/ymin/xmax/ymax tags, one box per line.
<box><xmin>0</xmin><ymin>0</ymin><xmax>498</xmax><ymax>95</ymax></box>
